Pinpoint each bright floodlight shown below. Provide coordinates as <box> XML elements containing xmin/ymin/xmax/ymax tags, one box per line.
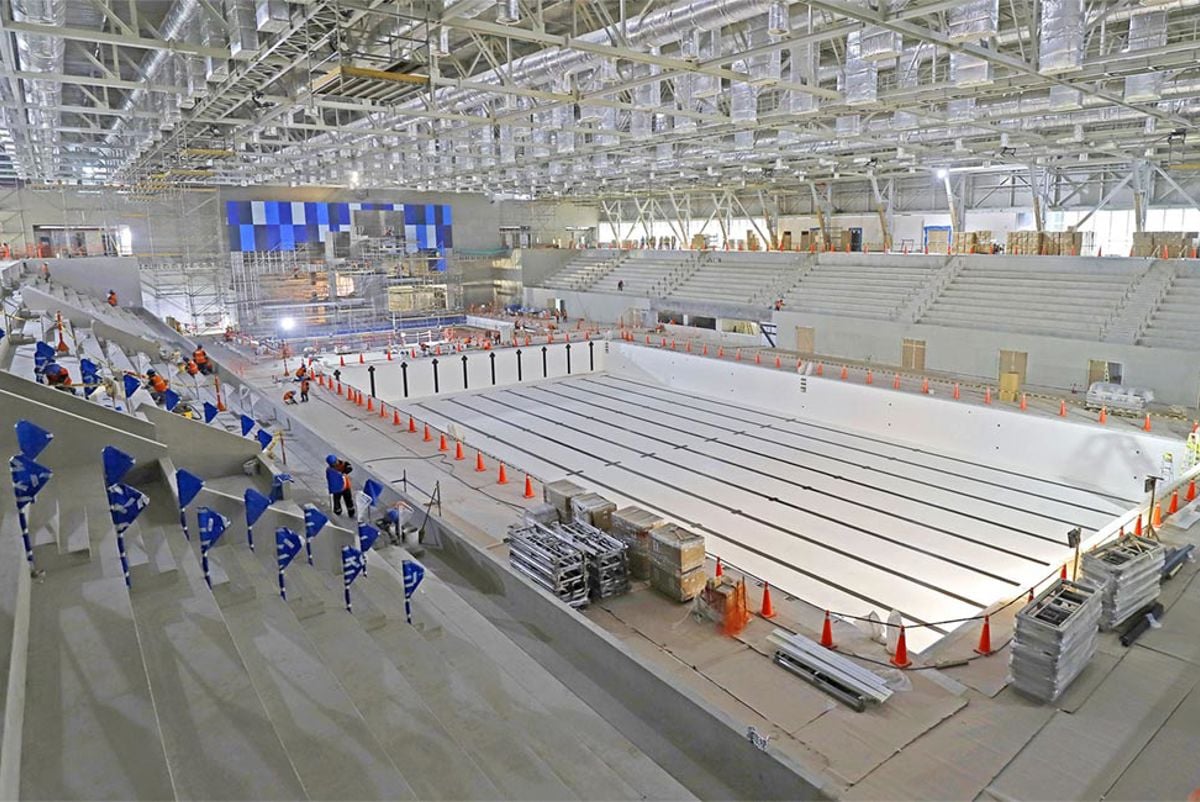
<box><xmin>279</xmin><ymin>316</ymin><xmax>296</xmax><ymax>332</ymax></box>
<box><xmin>936</xmin><ymin>168</ymin><xmax>948</xmax><ymax>179</ymax></box>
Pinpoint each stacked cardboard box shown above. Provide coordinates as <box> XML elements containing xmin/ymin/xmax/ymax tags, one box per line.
<box><xmin>1132</xmin><ymin>231</ymin><xmax>1198</xmax><ymax>257</ymax></box>
<box><xmin>1043</xmin><ymin>231</ymin><xmax>1093</xmax><ymax>255</ymax></box>
<box><xmin>649</xmin><ymin>523</ymin><xmax>707</xmax><ymax>602</ymax></box>
<box><xmin>1007</xmin><ymin>230</ymin><xmax>1042</xmax><ymax>255</ymax></box>
<box><xmin>927</xmin><ymin>229</ymin><xmax>951</xmax><ymax>253</ymax></box>
<box><xmin>571</xmin><ymin>492</ymin><xmax>616</xmax><ymax>531</ymax></box>
<box><xmin>544</xmin><ymin>479</ymin><xmax>585</xmax><ymax>521</ymax></box>
<box><xmin>952</xmin><ymin>230</ymin><xmax>994</xmax><ymax>254</ymax></box>
<box><xmin>610</xmin><ymin>506</ymin><xmax>663</xmax><ymax>580</ymax></box>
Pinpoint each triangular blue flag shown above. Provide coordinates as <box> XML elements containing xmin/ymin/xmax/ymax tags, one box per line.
<box><xmin>341</xmin><ymin>546</ymin><xmax>365</xmax><ymax>587</ymax></box>
<box><xmin>0</xmin><ymin>328</ymin><xmax>5</xmax><ymax>340</ymax></box>
<box><xmin>255</xmin><ymin>429</ymin><xmax>274</xmax><ymax>451</ymax></box>
<box><xmin>358</xmin><ymin>522</ymin><xmax>380</xmax><ymax>554</ymax></box>
<box><xmin>9</xmin><ymin>454</ymin><xmax>53</xmax><ymax>508</ymax></box>
<box><xmin>362</xmin><ymin>478</ymin><xmax>384</xmax><ymax>507</ymax></box>
<box><xmin>35</xmin><ymin>341</ymin><xmax>54</xmax><ymax>361</ymax></box>
<box><xmin>303</xmin><ymin>504</ymin><xmax>328</xmax><ymax>539</ymax></box>
<box><xmin>80</xmin><ymin>357</ymin><xmax>96</xmax><ymax>377</ymax></box>
<box><xmin>244</xmin><ymin>487</ymin><xmax>271</xmax><ymax>527</ymax></box>
<box><xmin>101</xmin><ymin>445</ymin><xmax>135</xmax><ymax>486</ymax></box>
<box><xmin>175</xmin><ymin>469</ymin><xmax>204</xmax><ymax>510</ymax></box>
<box><xmin>122</xmin><ymin>373</ymin><xmax>140</xmax><ymax>399</ymax></box>
<box><xmin>197</xmin><ymin>507</ymin><xmax>229</xmax><ymax>548</ymax></box>
<box><xmin>15</xmin><ymin>420</ymin><xmax>53</xmax><ymax>459</ymax></box>
<box><xmin>163</xmin><ymin>389</ymin><xmax>181</xmax><ymax>412</ymax></box>
<box><xmin>106</xmin><ymin>482</ymin><xmax>149</xmax><ymax>534</ymax></box>
<box><xmin>203</xmin><ymin>402</ymin><xmax>218</xmax><ymax>424</ymax></box>
<box><xmin>276</xmin><ymin>527</ymin><xmax>303</xmax><ymax>571</ymax></box>
<box><xmin>240</xmin><ymin>414</ymin><xmax>255</xmax><ymax>437</ymax></box>
<box><xmin>402</xmin><ymin>560</ymin><xmax>425</xmax><ymax>599</ymax></box>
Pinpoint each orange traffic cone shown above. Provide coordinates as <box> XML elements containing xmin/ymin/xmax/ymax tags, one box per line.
<box><xmin>820</xmin><ymin>610</ymin><xmax>835</xmax><ymax>649</ymax></box>
<box><xmin>366</xmin><ymin>396</ymin><xmax>374</xmax><ymax>412</ymax></box>
<box><xmin>1169</xmin><ymin>490</ymin><xmax>1179</xmax><ymax>515</ymax></box>
<box><xmin>774</xmin><ymin>355</ymin><xmax>782</xmax><ymax>369</ymax></box>
<box><xmin>1099</xmin><ymin>407</ymin><xmax>1107</xmax><ymax>424</ymax></box>
<box><xmin>755</xmin><ymin>352</ymin><xmax>761</xmax><ymax>364</ymax></box>
<box><xmin>438</xmin><ymin>433</ymin><xmax>448</xmax><ymax>451</ymax></box>
<box><xmin>1027</xmin><ymin>589</ymin><xmax>1034</xmax><ymax>603</ymax></box>
<box><xmin>1153</xmin><ymin>503</ymin><xmax>1163</xmax><ymax>527</ymax></box>
<box><xmin>840</xmin><ymin>365</ymin><xmax>848</xmax><ymax>381</ymax></box>
<box><xmin>1020</xmin><ymin>393</ymin><xmax>1028</xmax><ymax>411</ymax></box>
<box><xmin>359</xmin><ymin>353</ymin><xmax>365</xmax><ymax>364</ymax></box>
<box><xmin>953</xmin><ymin>383</ymin><xmax>961</xmax><ymax>400</ymax></box>
<box><xmin>922</xmin><ymin>377</ymin><xmax>930</xmax><ymax>394</ymax></box>
<box><xmin>816</xmin><ymin>362</ymin><xmax>824</xmax><ymax>376</ymax></box>
<box><xmin>1187</xmin><ymin>480</ymin><xmax>1196</xmax><ymax>502</ymax></box>
<box><xmin>409</xmin><ymin>416</ymin><xmax>417</xmax><ymax>433</ymax></box>
<box><xmin>497</xmin><ymin>463</ymin><xmax>509</xmax><ymax>484</ymax></box>
<box><xmin>715</xmin><ymin>558</ymin><xmax>723</xmax><ymax>577</ymax></box>
<box><xmin>760</xmin><ymin>584</ymin><xmax>776</xmax><ymax>618</ymax></box>
<box><xmin>866</xmin><ymin>369</ymin><xmax>874</xmax><ymax>385</ymax></box>
<box><xmin>974</xmin><ymin>615</ymin><xmax>993</xmax><ymax>656</ymax></box>
<box><xmin>718</xmin><ymin>346</ymin><xmax>725</xmax><ymax>358</ymax></box>
<box><xmin>702</xmin><ymin>344</ymin><xmax>709</xmax><ymax>356</ymax></box>
<box><xmin>984</xmin><ymin>387</ymin><xmax>992</xmax><ymax>404</ymax></box>
<box><xmin>736</xmin><ymin>349</ymin><xmax>742</xmax><ymax>361</ymax></box>
<box><xmin>380</xmin><ymin>401</ymin><xmax>388</xmax><ymax>418</ymax></box>
<box><xmin>1059</xmin><ymin>399</ymin><xmax>1067</xmax><ymax>417</ymax></box>
<box><xmin>1136</xmin><ymin>514</ymin><xmax>1143</xmax><ymax>536</ymax></box>
<box><xmin>455</xmin><ymin>441</ymin><xmax>465</xmax><ymax>461</ymax></box>
<box><xmin>893</xmin><ymin>374</ymin><xmax>901</xmax><ymax>390</ymax></box>
<box><xmin>523</xmin><ymin>474</ymin><xmax>536</xmax><ymax>499</ymax></box>
<box><xmin>891</xmin><ymin>625</ymin><xmax>912</xmax><ymax>668</ymax></box>
<box><xmin>1060</xmin><ymin>564</ymin><xmax>1068</xmax><ymax>580</ymax></box>
<box><xmin>475</xmin><ymin>451</ymin><xmax>486</xmax><ymax>472</ymax></box>
<box><xmin>1143</xmin><ymin>414</ymin><xmax>1152</xmax><ymax>432</ymax></box>
<box><xmin>340</xmin><ymin>355</ymin><xmax>345</xmax><ymax>367</ymax></box>
<box><xmin>393</xmin><ymin>409</ymin><xmax>402</xmax><ymax>425</ymax></box>
<box><xmin>423</xmin><ymin>424</ymin><xmax>432</xmax><ymax>442</ymax></box>
<box><xmin>337</xmin><ymin>382</ymin><xmax>343</xmax><ymax>396</ymax></box>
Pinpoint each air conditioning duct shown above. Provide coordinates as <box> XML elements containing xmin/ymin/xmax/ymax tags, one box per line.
<box><xmin>255</xmin><ymin>0</ymin><xmax>289</xmax><ymax>32</ymax></box>
<box><xmin>950</xmin><ymin>50</ymin><xmax>991</xmax><ymax>86</ymax></box>
<box><xmin>767</xmin><ymin>0</ymin><xmax>789</xmax><ymax>35</ymax></box>
<box><xmin>203</xmin><ymin>6</ymin><xmax>230</xmax><ymax>82</ymax></box>
<box><xmin>891</xmin><ymin>45</ymin><xmax>921</xmax><ymax>130</ymax></box>
<box><xmin>227</xmin><ymin>0</ymin><xmax>259</xmax><ymax>57</ymax></box>
<box><xmin>1124</xmin><ymin>11</ymin><xmax>1168</xmax><ymax>101</ymax></box>
<box><xmin>10</xmin><ymin>0</ymin><xmax>67</xmax><ymax>179</ymax></box>
<box><xmin>841</xmin><ymin>31</ymin><xmax>878</xmax><ymax>105</ymax></box>
<box><xmin>496</xmin><ymin>0</ymin><xmax>519</xmax><ymax>24</ymax></box>
<box><xmin>1039</xmin><ymin>0</ymin><xmax>1083</xmax><ymax>74</ymax></box>
<box><xmin>947</xmin><ymin>0</ymin><xmax>997</xmax><ymax>41</ymax></box>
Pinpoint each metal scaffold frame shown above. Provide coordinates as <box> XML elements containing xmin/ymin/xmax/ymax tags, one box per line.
<box><xmin>140</xmin><ymin>258</ymin><xmax>232</xmax><ymax>333</ymax></box>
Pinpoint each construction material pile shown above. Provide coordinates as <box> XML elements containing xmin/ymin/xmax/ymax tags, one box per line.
<box><xmin>649</xmin><ymin>523</ymin><xmax>707</xmax><ymax>602</ymax></box>
<box><xmin>544</xmin><ymin>479</ymin><xmax>586</xmax><ymax>520</ymax></box>
<box><xmin>507</xmin><ymin>524</ymin><xmax>589</xmax><ymax>607</ymax></box>
<box><xmin>1080</xmin><ymin>536</ymin><xmax>1165</xmax><ymax>629</ymax></box>
<box><xmin>556</xmin><ymin>520</ymin><xmax>630</xmax><ymax>599</ymax></box>
<box><xmin>1009</xmin><ymin>579</ymin><xmax>1102</xmax><ymax>703</ymax></box>
<box><xmin>611</xmin><ymin>506</ymin><xmax>664</xmax><ymax>580</ymax></box>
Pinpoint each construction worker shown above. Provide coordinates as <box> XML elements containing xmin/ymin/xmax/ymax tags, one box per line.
<box><xmin>106</xmin><ymin>289</ymin><xmax>118</xmax><ymax>307</ymax></box>
<box><xmin>294</xmin><ymin>363</ymin><xmax>307</xmax><ymax>381</ymax></box>
<box><xmin>300</xmin><ymin>376</ymin><xmax>310</xmax><ymax>402</ymax></box>
<box><xmin>325</xmin><ymin>454</ymin><xmax>355</xmax><ymax>517</ymax></box>
<box><xmin>193</xmin><ymin>346</ymin><xmax>212</xmax><ymax>375</ymax></box>
<box><xmin>42</xmin><ymin>360</ymin><xmax>74</xmax><ymax>393</ymax></box>
<box><xmin>182</xmin><ymin>358</ymin><xmax>199</xmax><ymax>377</ymax></box>
<box><xmin>145</xmin><ymin>369</ymin><xmax>169</xmax><ymax>405</ymax></box>
<box><xmin>39</xmin><ymin>262</ymin><xmax>50</xmax><ymax>284</ymax></box>
<box><xmin>283</xmin><ymin>389</ymin><xmax>298</xmax><ymax>405</ymax></box>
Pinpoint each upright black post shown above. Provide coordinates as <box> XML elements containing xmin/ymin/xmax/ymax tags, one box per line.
<box><xmin>400</xmin><ymin>362</ymin><xmax>409</xmax><ymax>398</ymax></box>
<box><xmin>588</xmin><ymin>340</ymin><xmax>595</xmax><ymax>371</ymax></box>
<box><xmin>565</xmin><ymin>342</ymin><xmax>572</xmax><ymax>374</ymax></box>
<box><xmin>367</xmin><ymin>365</ymin><xmax>377</xmax><ymax>398</ymax></box>
<box><xmin>432</xmin><ymin>358</ymin><xmax>440</xmax><ymax>394</ymax></box>
<box><xmin>461</xmin><ymin>354</ymin><xmax>469</xmax><ymax>389</ymax></box>
<box><xmin>541</xmin><ymin>346</ymin><xmax>548</xmax><ymax>378</ymax></box>
<box><xmin>489</xmin><ymin>352</ymin><xmax>497</xmax><ymax>385</ymax></box>
<box><xmin>516</xmin><ymin>349</ymin><xmax>523</xmax><ymax>381</ymax></box>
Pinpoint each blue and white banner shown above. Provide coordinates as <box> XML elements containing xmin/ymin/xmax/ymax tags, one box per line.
<box><xmin>9</xmin><ymin>454</ymin><xmax>53</xmax><ymax>508</ymax></box>
<box><xmin>303</xmin><ymin>504</ymin><xmax>328</xmax><ymax>539</ymax></box>
<box><xmin>275</xmin><ymin>527</ymin><xmax>303</xmax><ymax>571</ymax></box>
<box><xmin>342</xmin><ymin>546</ymin><xmax>365</xmax><ymax>587</ymax></box>
<box><xmin>362</xmin><ymin>478</ymin><xmax>384</xmax><ymax>507</ymax></box>
<box><xmin>175</xmin><ymin>469</ymin><xmax>205</xmax><ymax>510</ymax></box>
<box><xmin>270</xmin><ymin>473</ymin><xmax>292</xmax><ymax>502</ymax></box>
<box><xmin>163</xmin><ymin>389</ymin><xmax>181</xmax><ymax>412</ymax></box>
<box><xmin>197</xmin><ymin>507</ymin><xmax>230</xmax><ymax>548</ymax></box>
<box><xmin>106</xmin><ymin>482</ymin><xmax>149</xmax><ymax>534</ymax></box>
<box><xmin>79</xmin><ymin>359</ymin><xmax>98</xmax><ymax>397</ymax></box>
<box><xmin>203</xmin><ymin>402</ymin><xmax>218</xmax><ymax>424</ymax></box>
<box><xmin>244</xmin><ymin>487</ymin><xmax>271</xmax><ymax>527</ymax></box>
<box><xmin>402</xmin><ymin>560</ymin><xmax>425</xmax><ymax>598</ymax></box>
<box><xmin>240</xmin><ymin>414</ymin><xmax>255</xmax><ymax>437</ymax></box>
<box><xmin>122</xmin><ymin>373</ymin><xmax>140</xmax><ymax>400</ymax></box>
<box><xmin>101</xmin><ymin>445</ymin><xmax>135</xmax><ymax>486</ymax></box>
<box><xmin>255</xmin><ymin>429</ymin><xmax>274</xmax><ymax>451</ymax></box>
<box><xmin>34</xmin><ymin>341</ymin><xmax>54</xmax><ymax>371</ymax></box>
<box><xmin>358</xmin><ymin>522</ymin><xmax>380</xmax><ymax>554</ymax></box>
<box><xmin>15</xmin><ymin>419</ymin><xmax>53</xmax><ymax>459</ymax></box>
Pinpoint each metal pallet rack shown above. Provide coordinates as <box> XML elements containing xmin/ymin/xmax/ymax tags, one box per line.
<box><xmin>1009</xmin><ymin>579</ymin><xmax>1102</xmax><ymax>703</ymax></box>
<box><xmin>507</xmin><ymin>524</ymin><xmax>589</xmax><ymax>607</ymax></box>
<box><xmin>555</xmin><ymin>520</ymin><xmax>631</xmax><ymax>599</ymax></box>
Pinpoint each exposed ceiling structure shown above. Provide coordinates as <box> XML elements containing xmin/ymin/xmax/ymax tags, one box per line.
<box><xmin>1</xmin><ymin>0</ymin><xmax>1198</xmax><ymax>201</ymax></box>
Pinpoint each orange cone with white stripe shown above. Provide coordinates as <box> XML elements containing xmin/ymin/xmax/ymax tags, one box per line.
<box><xmin>438</xmin><ymin>433</ymin><xmax>448</xmax><ymax>451</ymax></box>
<box><xmin>891</xmin><ymin>625</ymin><xmax>912</xmax><ymax>668</ymax></box>
<box><xmin>1059</xmin><ymin>399</ymin><xmax>1067</xmax><ymax>417</ymax></box>
<box><xmin>820</xmin><ymin>611</ymin><xmax>835</xmax><ymax>649</ymax></box>
<box><xmin>523</xmin><ymin>474</ymin><xmax>536</xmax><ymax>499</ymax></box>
<box><xmin>975</xmin><ymin>615</ymin><xmax>993</xmax><ymax>656</ymax></box>
<box><xmin>1143</xmin><ymin>414</ymin><xmax>1152</xmax><ymax>432</ymax></box>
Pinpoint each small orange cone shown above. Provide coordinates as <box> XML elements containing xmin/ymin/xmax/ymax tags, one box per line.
<box><xmin>438</xmin><ymin>433</ymin><xmax>448</xmax><ymax>451</ymax></box>
<box><xmin>340</xmin><ymin>355</ymin><xmax>346</xmax><ymax>367</ymax></box>
<box><xmin>409</xmin><ymin>416</ymin><xmax>417</xmax><ymax>433</ymax></box>
<box><xmin>1060</xmin><ymin>564</ymin><xmax>1068</xmax><ymax>580</ymax></box>
<box><xmin>337</xmin><ymin>382</ymin><xmax>343</xmax><ymax>396</ymax></box>
<box><xmin>816</xmin><ymin>362</ymin><xmax>824</xmax><ymax>376</ymax></box>
<box><xmin>1136</xmin><ymin>514</ymin><xmax>1143</xmax><ymax>536</ymax></box>
<box><xmin>497</xmin><ymin>463</ymin><xmax>508</xmax><ymax>484</ymax></box>
<box><xmin>755</xmin><ymin>352</ymin><xmax>761</xmax><ymax>364</ymax></box>
<box><xmin>984</xmin><ymin>387</ymin><xmax>992</xmax><ymax>404</ymax></box>
<box><xmin>475</xmin><ymin>451</ymin><xmax>486</xmax><ymax>472</ymax></box>
<box><xmin>1020</xmin><ymin>393</ymin><xmax>1028</xmax><ymax>411</ymax></box>
<box><xmin>523</xmin><ymin>474</ymin><xmax>536</xmax><ymax>499</ymax></box>
<box><xmin>866</xmin><ymin>369</ymin><xmax>874</xmax><ymax>385</ymax></box>
<box><xmin>922</xmin><ymin>377</ymin><xmax>930</xmax><ymax>394</ymax></box>
<box><xmin>380</xmin><ymin>401</ymin><xmax>388</xmax><ymax>418</ymax></box>
<box><xmin>840</xmin><ymin>365</ymin><xmax>848</xmax><ymax>381</ymax></box>
<box><xmin>1099</xmin><ymin>407</ymin><xmax>1107</xmax><ymax>424</ymax></box>
<box><xmin>386</xmin><ymin>350</ymin><xmax>392</xmax><ymax>361</ymax></box>
<box><xmin>820</xmin><ymin>610</ymin><xmax>835</xmax><ymax>649</ymax></box>
<box><xmin>423</xmin><ymin>423</ymin><xmax>432</xmax><ymax>442</ymax></box>
<box><xmin>890</xmin><ymin>625</ymin><xmax>912</xmax><ymax>668</ymax></box>
<box><xmin>393</xmin><ymin>409</ymin><xmax>402</xmax><ymax>425</ymax></box>
<box><xmin>953</xmin><ymin>383</ymin><xmax>961</xmax><ymax>400</ymax></box>
<box><xmin>702</xmin><ymin>344</ymin><xmax>709</xmax><ymax>356</ymax></box>
<box><xmin>1059</xmin><ymin>399</ymin><xmax>1067</xmax><ymax>417</ymax></box>
<box><xmin>718</xmin><ymin>346</ymin><xmax>725</xmax><ymax>358</ymax></box>
<box><xmin>359</xmin><ymin>353</ymin><xmax>365</xmax><ymax>364</ymax></box>
<box><xmin>1169</xmin><ymin>490</ymin><xmax>1179</xmax><ymax>515</ymax></box>
<box><xmin>760</xmin><ymin>584</ymin><xmax>776</xmax><ymax>618</ymax></box>
<box><xmin>455</xmin><ymin>441</ymin><xmax>465</xmax><ymax>461</ymax></box>
<box><xmin>974</xmin><ymin>615</ymin><xmax>993</xmax><ymax>656</ymax></box>
<box><xmin>715</xmin><ymin>558</ymin><xmax>723</xmax><ymax>577</ymax></box>
<box><xmin>893</xmin><ymin>373</ymin><xmax>901</xmax><ymax>390</ymax></box>
<box><xmin>774</xmin><ymin>355</ymin><xmax>782</xmax><ymax>369</ymax></box>
<box><xmin>736</xmin><ymin>349</ymin><xmax>742</xmax><ymax>361</ymax></box>
<box><xmin>1187</xmin><ymin>480</ymin><xmax>1196</xmax><ymax>502</ymax></box>
<box><xmin>1153</xmin><ymin>503</ymin><xmax>1163</xmax><ymax>527</ymax></box>
<box><xmin>1027</xmin><ymin>589</ymin><xmax>1034</xmax><ymax>603</ymax></box>
<box><xmin>366</xmin><ymin>396</ymin><xmax>374</xmax><ymax>412</ymax></box>
<box><xmin>1143</xmin><ymin>414</ymin><xmax>1152</xmax><ymax>432</ymax></box>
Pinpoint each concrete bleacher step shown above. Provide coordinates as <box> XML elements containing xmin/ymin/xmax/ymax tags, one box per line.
<box><xmin>127</xmin><ymin>487</ymin><xmax>308</xmax><ymax>801</ymax></box>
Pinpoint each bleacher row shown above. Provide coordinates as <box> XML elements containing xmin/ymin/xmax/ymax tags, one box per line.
<box><xmin>0</xmin><ymin>275</ymin><xmax>689</xmax><ymax>800</ymax></box>
<box><xmin>539</xmin><ymin>250</ymin><xmax>1200</xmax><ymax>344</ymax></box>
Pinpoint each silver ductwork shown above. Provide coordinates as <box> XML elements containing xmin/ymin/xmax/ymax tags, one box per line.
<box><xmin>842</xmin><ymin>30</ymin><xmax>878</xmax><ymax>105</ymax></box>
<box><xmin>11</xmin><ymin>0</ymin><xmax>66</xmax><ymax>179</ymax></box>
<box><xmin>255</xmin><ymin>0</ymin><xmax>290</xmax><ymax>33</ymax></box>
<box><xmin>1038</xmin><ymin>0</ymin><xmax>1083</xmax><ymax>75</ymax></box>
<box><xmin>1124</xmin><ymin>11</ymin><xmax>1168</xmax><ymax>101</ymax></box>
<box><xmin>227</xmin><ymin>0</ymin><xmax>260</xmax><ymax>57</ymax></box>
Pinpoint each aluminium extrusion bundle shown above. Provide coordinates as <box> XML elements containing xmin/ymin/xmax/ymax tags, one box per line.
<box><xmin>1080</xmin><ymin>536</ymin><xmax>1165</xmax><ymax>629</ymax></box>
<box><xmin>767</xmin><ymin>629</ymin><xmax>893</xmax><ymax>712</ymax></box>
<box><xmin>1009</xmin><ymin>579</ymin><xmax>1102</xmax><ymax>703</ymax></box>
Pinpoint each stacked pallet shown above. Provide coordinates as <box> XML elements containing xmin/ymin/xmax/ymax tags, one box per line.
<box><xmin>1009</xmin><ymin>579</ymin><xmax>1102</xmax><ymax>703</ymax></box>
<box><xmin>1080</xmin><ymin>537</ymin><xmax>1165</xmax><ymax>629</ymax></box>
<box><xmin>1132</xmin><ymin>231</ymin><xmax>1199</xmax><ymax>258</ymax></box>
<box><xmin>649</xmin><ymin>523</ymin><xmax>707</xmax><ymax>602</ymax></box>
<box><xmin>611</xmin><ymin>506</ymin><xmax>664</xmax><ymax>580</ymax></box>
<box><xmin>952</xmin><ymin>230</ymin><xmax>993</xmax><ymax>254</ymax></box>
<box><xmin>926</xmin><ymin>229</ymin><xmax>951</xmax><ymax>253</ymax></box>
<box><xmin>1007</xmin><ymin>231</ymin><xmax>1043</xmax><ymax>255</ymax></box>
<box><xmin>508</xmin><ymin>524</ymin><xmax>589</xmax><ymax>607</ymax></box>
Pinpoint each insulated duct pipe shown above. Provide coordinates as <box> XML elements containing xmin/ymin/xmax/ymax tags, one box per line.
<box><xmin>10</xmin><ymin>0</ymin><xmax>66</xmax><ymax>179</ymax></box>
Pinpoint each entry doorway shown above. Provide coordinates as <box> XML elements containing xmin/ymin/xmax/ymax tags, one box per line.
<box><xmin>849</xmin><ymin>228</ymin><xmax>863</xmax><ymax>252</ymax></box>
<box><xmin>999</xmin><ymin>349</ymin><xmax>1028</xmax><ymax>401</ymax></box>
<box><xmin>795</xmin><ymin>326</ymin><xmax>815</xmax><ymax>354</ymax></box>
<box><xmin>901</xmin><ymin>338</ymin><xmax>926</xmax><ymax>371</ymax></box>
<box><xmin>1088</xmin><ymin>359</ymin><xmax>1123</xmax><ymax>386</ymax></box>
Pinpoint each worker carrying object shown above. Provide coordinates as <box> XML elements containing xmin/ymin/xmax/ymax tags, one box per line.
<box><xmin>283</xmin><ymin>389</ymin><xmax>298</xmax><ymax>405</ymax></box>
<box><xmin>145</xmin><ymin>369</ymin><xmax>169</xmax><ymax>405</ymax></box>
<box><xmin>106</xmin><ymin>289</ymin><xmax>118</xmax><ymax>307</ymax></box>
<box><xmin>193</xmin><ymin>346</ymin><xmax>213</xmax><ymax>375</ymax></box>
<box><xmin>42</xmin><ymin>361</ymin><xmax>74</xmax><ymax>393</ymax></box>
<box><xmin>325</xmin><ymin>455</ymin><xmax>355</xmax><ymax>517</ymax></box>
<box><xmin>295</xmin><ymin>363</ymin><xmax>307</xmax><ymax>381</ymax></box>
<box><xmin>300</xmin><ymin>377</ymin><xmax>310</xmax><ymax>402</ymax></box>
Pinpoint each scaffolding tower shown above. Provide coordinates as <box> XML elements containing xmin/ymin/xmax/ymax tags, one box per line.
<box><xmin>140</xmin><ymin>258</ymin><xmax>232</xmax><ymax>333</ymax></box>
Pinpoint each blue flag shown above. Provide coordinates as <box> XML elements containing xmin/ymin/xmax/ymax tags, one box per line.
<box><xmin>163</xmin><ymin>389</ymin><xmax>181</xmax><ymax>412</ymax></box>
<box><xmin>34</xmin><ymin>341</ymin><xmax>54</xmax><ymax>370</ymax></box>
<box><xmin>197</xmin><ymin>507</ymin><xmax>230</xmax><ymax>548</ymax></box>
<box><xmin>269</xmin><ymin>473</ymin><xmax>293</xmax><ymax>502</ymax></box>
<box><xmin>303</xmin><ymin>504</ymin><xmax>328</xmax><ymax>539</ymax></box>
<box><xmin>175</xmin><ymin>469</ymin><xmax>204</xmax><ymax>510</ymax></box>
<box><xmin>240</xmin><ymin>414</ymin><xmax>255</xmax><ymax>437</ymax></box>
<box><xmin>203</xmin><ymin>401</ymin><xmax>218</xmax><ymax>424</ymax></box>
<box><xmin>358</xmin><ymin>522</ymin><xmax>380</xmax><ymax>554</ymax></box>
<box><xmin>79</xmin><ymin>360</ymin><xmax>98</xmax><ymax>397</ymax></box>
<box><xmin>342</xmin><ymin>546</ymin><xmax>366</xmax><ymax>587</ymax></box>
<box><xmin>362</xmin><ymin>478</ymin><xmax>384</xmax><ymax>507</ymax></box>
<box><xmin>15</xmin><ymin>419</ymin><xmax>53</xmax><ymax>459</ymax></box>
<box><xmin>106</xmin><ymin>482</ymin><xmax>149</xmax><ymax>534</ymax></box>
<box><xmin>122</xmin><ymin>373</ymin><xmax>140</xmax><ymax>400</ymax></box>
<box><xmin>9</xmin><ymin>454</ymin><xmax>53</xmax><ymax>508</ymax></box>
<box><xmin>80</xmin><ymin>357</ymin><xmax>96</xmax><ymax>377</ymax></box>
<box><xmin>255</xmin><ymin>429</ymin><xmax>274</xmax><ymax>451</ymax></box>
<box><xmin>244</xmin><ymin>487</ymin><xmax>271</xmax><ymax>527</ymax></box>
<box><xmin>402</xmin><ymin>560</ymin><xmax>425</xmax><ymax>599</ymax></box>
<box><xmin>101</xmin><ymin>445</ymin><xmax>135</xmax><ymax>486</ymax></box>
<box><xmin>276</xmin><ymin>527</ymin><xmax>303</xmax><ymax>571</ymax></box>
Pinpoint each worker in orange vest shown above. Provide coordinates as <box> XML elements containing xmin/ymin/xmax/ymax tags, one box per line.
<box><xmin>145</xmin><ymin>369</ymin><xmax>169</xmax><ymax>405</ymax></box>
<box><xmin>182</xmin><ymin>358</ymin><xmax>199</xmax><ymax>377</ymax></box>
<box><xmin>300</xmin><ymin>377</ymin><xmax>311</xmax><ymax>402</ymax></box>
<box><xmin>193</xmin><ymin>346</ymin><xmax>212</xmax><ymax>375</ymax></box>
<box><xmin>106</xmin><ymin>289</ymin><xmax>118</xmax><ymax>307</ymax></box>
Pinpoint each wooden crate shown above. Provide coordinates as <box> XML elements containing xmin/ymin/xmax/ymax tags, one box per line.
<box><xmin>649</xmin><ymin>523</ymin><xmax>705</xmax><ymax>573</ymax></box>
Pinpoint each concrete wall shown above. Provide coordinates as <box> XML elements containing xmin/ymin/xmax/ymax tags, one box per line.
<box><xmin>516</xmin><ymin>249</ymin><xmax>577</xmax><ymax>288</ymax></box>
<box><xmin>525</xmin><ymin>286</ymin><xmax>650</xmax><ymax>326</ymax></box>
<box><xmin>140</xmin><ymin>406</ymin><xmax>261</xmax><ymax>479</ymax></box>
<box><xmin>32</xmin><ymin>257</ymin><xmax>144</xmax><ymax>307</ymax></box>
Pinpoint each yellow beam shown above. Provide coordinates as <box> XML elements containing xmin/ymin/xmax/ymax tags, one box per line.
<box><xmin>311</xmin><ymin>63</ymin><xmax>429</xmax><ymax>94</ymax></box>
<box><xmin>181</xmin><ymin>147</ymin><xmax>234</xmax><ymax>158</ymax></box>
